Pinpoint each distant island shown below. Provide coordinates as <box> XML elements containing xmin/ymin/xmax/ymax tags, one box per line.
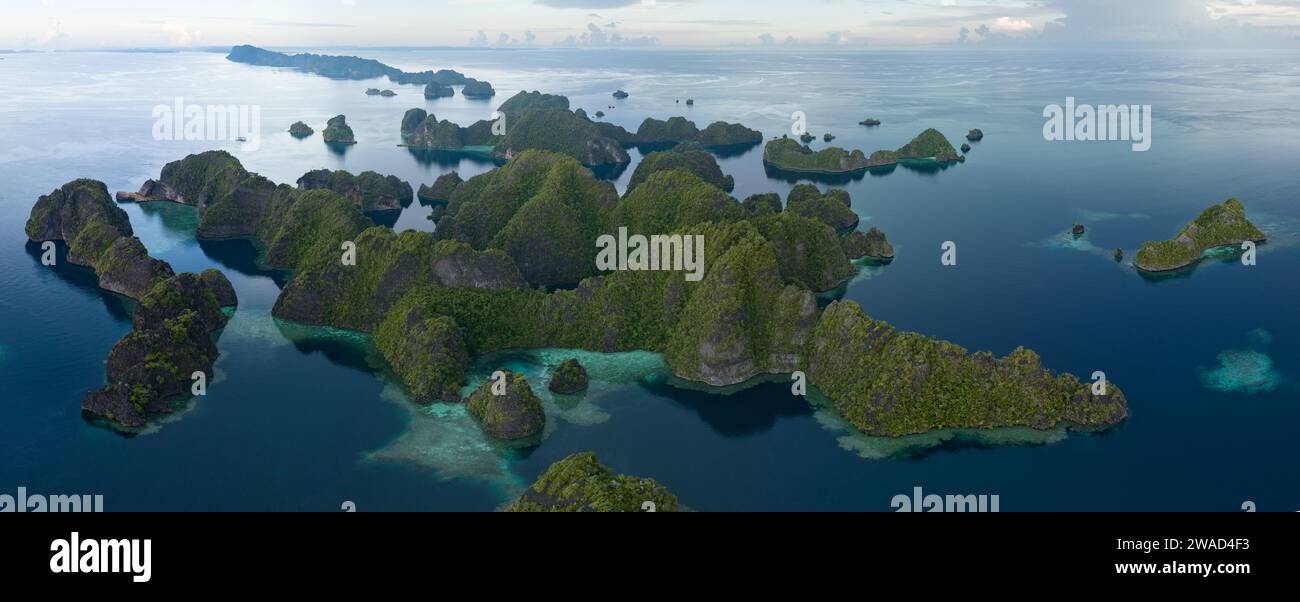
<box><xmin>1134</xmin><ymin>198</ymin><xmax>1266</xmax><ymax>272</ymax></box>
<box><xmin>400</xmin><ymin>91</ymin><xmax>762</xmax><ymax>168</ymax></box>
<box><xmin>424</xmin><ymin>82</ymin><xmax>454</xmax><ymax>99</ymax></box>
<box><xmin>225</xmin><ymin>44</ymin><xmax>494</xmax><ymax>92</ymax></box>
<box><xmin>461</xmin><ymin>79</ymin><xmax>496</xmax><ymax>99</ymax></box>
<box><xmin>288</xmin><ymin>121</ymin><xmax>314</xmax><ymax>138</ymax></box>
<box><xmin>323</xmin><ymin>115</ymin><xmax>356</xmax><ymax>144</ymax></box>
<box><xmin>763</xmin><ymin>128</ymin><xmax>963</xmax><ymax>174</ymax></box>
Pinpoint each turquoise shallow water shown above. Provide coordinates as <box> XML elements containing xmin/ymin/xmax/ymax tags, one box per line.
<box><xmin>1</xmin><ymin>48</ymin><xmax>1298</xmax><ymax>511</ymax></box>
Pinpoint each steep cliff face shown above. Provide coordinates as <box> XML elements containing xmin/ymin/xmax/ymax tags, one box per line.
<box><xmin>27</xmin><ymin>179</ymin><xmax>174</xmax><ymax>299</ymax></box>
<box><xmin>272</xmin><ymin>228</ymin><xmax>525</xmax><ymax>330</ymax></box>
<box><xmin>296</xmin><ymin>169</ymin><xmax>413</xmax><ymax>212</ymax></box>
<box><xmin>81</xmin><ymin>271</ymin><xmax>238</xmax><ymax>428</ymax></box>
<box><xmin>374</xmin><ymin>301</ymin><xmax>468</xmax><ymax>404</ymax></box>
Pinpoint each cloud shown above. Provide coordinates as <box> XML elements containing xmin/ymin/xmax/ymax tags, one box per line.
<box><xmin>989</xmin><ymin>17</ymin><xmax>1033</xmax><ymax>33</ymax></box>
<box><xmin>37</xmin><ymin>21</ymin><xmax>69</xmax><ymax>47</ymax></box>
<box><xmin>1036</xmin><ymin>0</ymin><xmax>1274</xmax><ymax>45</ymax></box>
<box><xmin>558</xmin><ymin>21</ymin><xmax>658</xmax><ymax>46</ymax></box>
<box><xmin>160</xmin><ymin>21</ymin><xmax>201</xmax><ymax>46</ymax></box>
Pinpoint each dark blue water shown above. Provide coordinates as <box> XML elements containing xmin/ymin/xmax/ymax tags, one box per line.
<box><xmin>2</xmin><ymin>48</ymin><xmax>1297</xmax><ymax>511</ymax></box>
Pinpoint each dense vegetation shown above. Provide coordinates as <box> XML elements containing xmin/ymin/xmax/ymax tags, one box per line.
<box><xmin>506</xmin><ymin>452</ymin><xmax>680</xmax><ymax>512</ymax></box>
<box><xmin>296</xmin><ymin>169</ymin><xmax>414</xmax><ymax>213</ymax></box>
<box><xmin>764</xmin><ymin>128</ymin><xmax>962</xmax><ymax>174</ymax></box>
<box><xmin>1134</xmin><ymin>198</ymin><xmax>1266</xmax><ymax>272</ymax></box>
<box><xmin>98</xmin><ymin>137</ymin><xmax>1125</xmax><ymax>439</ymax></box>
<box><xmin>322</xmin><ymin>115</ymin><xmax>356</xmax><ymax>144</ymax></box>
<box><xmin>26</xmin><ymin>179</ymin><xmax>238</xmax><ymax>427</ymax></box>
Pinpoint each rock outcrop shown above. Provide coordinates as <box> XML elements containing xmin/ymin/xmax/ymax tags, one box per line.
<box><xmin>461</xmin><ymin>79</ymin><xmax>496</xmax><ymax>98</ymax></box>
<box><xmin>417</xmin><ymin>171</ymin><xmax>463</xmax><ymax>204</ymax></box>
<box><xmin>81</xmin><ymin>271</ymin><xmax>238</xmax><ymax>428</ymax></box>
<box><xmin>506</xmin><ymin>452</ymin><xmax>679</xmax><ymax>512</ymax></box>
<box><xmin>27</xmin><ymin>179</ymin><xmax>174</xmax><ymax>299</ymax></box>
<box><xmin>289</xmin><ymin>121</ymin><xmax>314</xmax><ymax>138</ymax></box>
<box><xmin>548</xmin><ymin>359</ymin><xmax>589</xmax><ymax>394</ymax></box>
<box><xmin>843</xmin><ymin>227</ymin><xmax>895</xmax><ymax>260</ymax></box>
<box><xmin>296</xmin><ymin>169</ymin><xmax>413</xmax><ymax>213</ymax></box>
<box><xmin>322</xmin><ymin>115</ymin><xmax>356</xmax><ymax>144</ymax></box>
<box><xmin>424</xmin><ymin>82</ymin><xmax>454</xmax><ymax>98</ymax></box>
<box><xmin>785</xmin><ymin>184</ymin><xmax>860</xmax><ymax>232</ymax></box>
<box><xmin>466</xmin><ymin>370</ymin><xmax>545</xmax><ymax>440</ymax></box>
<box><xmin>374</xmin><ymin>300</ymin><xmax>468</xmax><ymax>404</ymax></box>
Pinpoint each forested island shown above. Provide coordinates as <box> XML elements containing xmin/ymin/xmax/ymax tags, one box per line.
<box><xmin>66</xmin><ymin>149</ymin><xmax>1128</xmax><ymax>439</ymax></box>
<box><xmin>763</xmin><ymin>128</ymin><xmax>963</xmax><ymax>174</ymax></box>
<box><xmin>25</xmin><ymin>180</ymin><xmax>238</xmax><ymax>427</ymax></box>
<box><xmin>226</xmin><ymin>45</ymin><xmax>493</xmax><ymax>92</ymax></box>
<box><xmin>400</xmin><ymin>90</ymin><xmax>762</xmax><ymax>167</ymax></box>
<box><xmin>1134</xmin><ymin>198</ymin><xmax>1266</xmax><ymax>272</ymax></box>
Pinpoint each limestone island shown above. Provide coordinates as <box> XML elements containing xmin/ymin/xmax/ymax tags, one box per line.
<box><xmin>860</xmin><ymin>118</ymin><xmax>881</xmax><ymax>127</ymax></box>
<box><xmin>613</xmin><ymin>90</ymin><xmax>629</xmax><ymax>99</ymax></box>
<box><xmin>288</xmin><ymin>121</ymin><xmax>314</xmax><ymax>138</ymax></box>
<box><xmin>1134</xmin><ymin>198</ymin><xmax>1266</xmax><ymax>273</ymax></box>
<box><xmin>466</xmin><ymin>370</ymin><xmax>546</xmax><ymax>440</ymax></box>
<box><xmin>323</xmin><ymin>115</ymin><xmax>356</xmax><ymax>144</ymax></box>
<box><xmin>105</xmin><ymin>148</ymin><xmax>1126</xmax><ymax>441</ymax></box>
<box><xmin>549</xmin><ymin>359</ymin><xmax>590</xmax><ymax>394</ymax></box>
<box><xmin>461</xmin><ymin>78</ymin><xmax>496</xmax><ymax>99</ymax></box>
<box><xmin>25</xmin><ymin>179</ymin><xmax>238</xmax><ymax>428</ymax></box>
<box><xmin>297</xmin><ymin>169</ymin><xmax>413</xmax><ymax>213</ymax></box>
<box><xmin>424</xmin><ymin>82</ymin><xmax>453</xmax><ymax>99</ymax></box>
<box><xmin>399</xmin><ymin>91</ymin><xmax>761</xmax><ymax>168</ymax></box>
<box><xmin>764</xmin><ymin>128</ymin><xmax>963</xmax><ymax>175</ymax></box>
<box><xmin>506</xmin><ymin>452</ymin><xmax>679</xmax><ymax>512</ymax></box>
<box><xmin>365</xmin><ymin>88</ymin><xmax>396</xmax><ymax>97</ymax></box>
<box><xmin>967</xmin><ymin>128</ymin><xmax>984</xmax><ymax>141</ymax></box>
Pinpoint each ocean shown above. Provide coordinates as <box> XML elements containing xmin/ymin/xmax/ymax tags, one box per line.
<box><xmin>1</xmin><ymin>47</ymin><xmax>1297</xmax><ymax>511</ymax></box>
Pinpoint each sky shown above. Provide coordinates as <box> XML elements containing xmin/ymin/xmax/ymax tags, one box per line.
<box><xmin>3</xmin><ymin>0</ymin><xmax>1300</xmax><ymax>50</ymax></box>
